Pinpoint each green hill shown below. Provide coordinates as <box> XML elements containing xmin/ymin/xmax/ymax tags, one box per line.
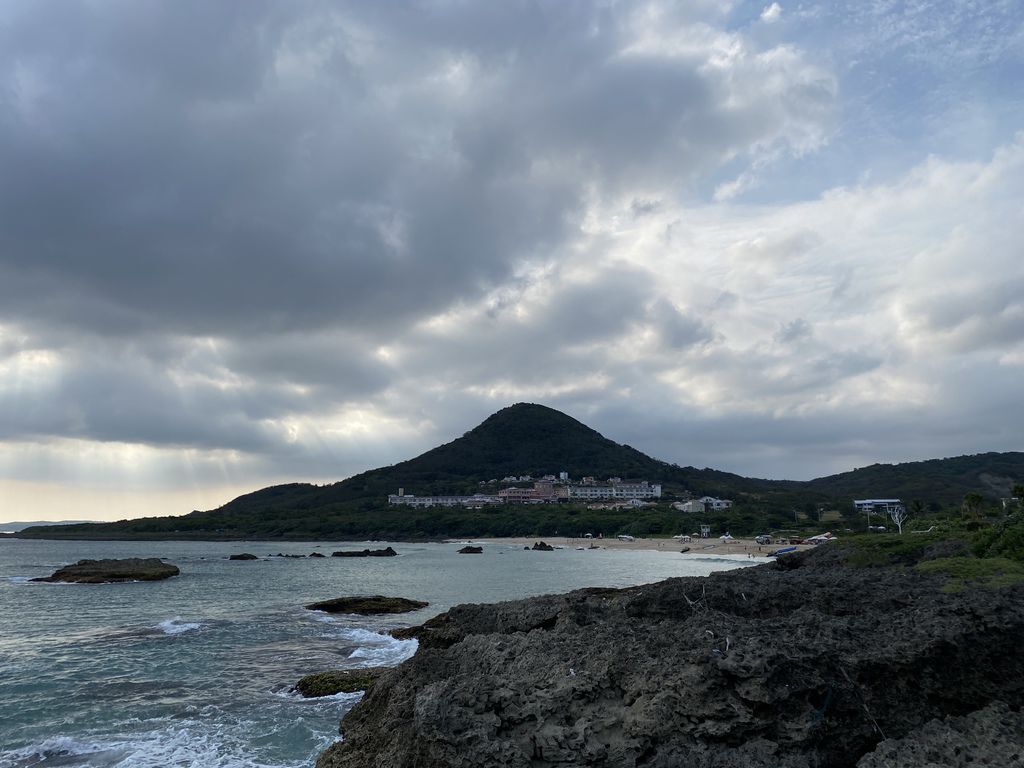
<box><xmin>16</xmin><ymin>403</ymin><xmax>1024</xmax><ymax>540</ymax></box>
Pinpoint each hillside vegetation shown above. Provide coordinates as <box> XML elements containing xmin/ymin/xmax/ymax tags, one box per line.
<box><xmin>17</xmin><ymin>403</ymin><xmax>1024</xmax><ymax>541</ymax></box>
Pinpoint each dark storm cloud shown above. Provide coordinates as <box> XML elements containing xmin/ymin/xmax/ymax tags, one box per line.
<box><xmin>0</xmin><ymin>0</ymin><xmax>833</xmax><ymax>340</ymax></box>
<box><xmin>0</xmin><ymin>1</ymin><xmax>576</xmax><ymax>338</ymax></box>
<box><xmin>22</xmin><ymin>0</ymin><xmax>1024</xmax><ymax>497</ymax></box>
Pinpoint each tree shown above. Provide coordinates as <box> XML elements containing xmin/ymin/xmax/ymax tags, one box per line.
<box><xmin>889</xmin><ymin>504</ymin><xmax>908</xmax><ymax>535</ymax></box>
<box><xmin>962</xmin><ymin>492</ymin><xmax>985</xmax><ymax>521</ymax></box>
<box><xmin>1013</xmin><ymin>484</ymin><xmax>1024</xmax><ymax>507</ymax></box>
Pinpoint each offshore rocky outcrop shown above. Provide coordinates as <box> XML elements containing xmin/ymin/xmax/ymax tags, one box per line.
<box><xmin>305</xmin><ymin>596</ymin><xmax>429</xmax><ymax>615</ymax></box>
<box><xmin>294</xmin><ymin>668</ymin><xmax>386</xmax><ymax>698</ymax></box>
<box><xmin>31</xmin><ymin>558</ymin><xmax>180</xmax><ymax>583</ymax></box>
<box><xmin>317</xmin><ymin>546</ymin><xmax>1024</xmax><ymax>768</ymax></box>
<box><xmin>332</xmin><ymin>547</ymin><xmax>398</xmax><ymax>558</ymax></box>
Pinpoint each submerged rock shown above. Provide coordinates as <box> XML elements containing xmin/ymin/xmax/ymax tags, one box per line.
<box><xmin>331</xmin><ymin>547</ymin><xmax>398</xmax><ymax>558</ymax></box>
<box><xmin>294</xmin><ymin>668</ymin><xmax>386</xmax><ymax>698</ymax></box>
<box><xmin>229</xmin><ymin>553</ymin><xmax>258</xmax><ymax>560</ymax></box>
<box><xmin>305</xmin><ymin>595</ymin><xmax>429</xmax><ymax>615</ymax></box>
<box><xmin>317</xmin><ymin>546</ymin><xmax>1024</xmax><ymax>768</ymax></box>
<box><xmin>309</xmin><ymin>552</ymin><xmax>326</xmax><ymax>558</ymax></box>
<box><xmin>32</xmin><ymin>558</ymin><xmax>179</xmax><ymax>584</ymax></box>
<box><xmin>458</xmin><ymin>545</ymin><xmax>483</xmax><ymax>554</ymax></box>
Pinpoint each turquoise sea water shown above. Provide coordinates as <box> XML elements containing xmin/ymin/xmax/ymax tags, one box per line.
<box><xmin>0</xmin><ymin>538</ymin><xmax>758</xmax><ymax>767</ymax></box>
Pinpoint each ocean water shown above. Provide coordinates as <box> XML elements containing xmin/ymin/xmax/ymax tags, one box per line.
<box><xmin>0</xmin><ymin>538</ymin><xmax>759</xmax><ymax>768</ymax></box>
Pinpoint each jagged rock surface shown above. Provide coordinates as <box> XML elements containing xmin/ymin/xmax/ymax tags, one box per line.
<box><xmin>317</xmin><ymin>548</ymin><xmax>1024</xmax><ymax>768</ymax></box>
<box><xmin>856</xmin><ymin>701</ymin><xmax>1024</xmax><ymax>768</ymax></box>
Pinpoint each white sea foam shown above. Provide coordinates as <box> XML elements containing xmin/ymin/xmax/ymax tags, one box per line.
<box><xmin>153</xmin><ymin>618</ymin><xmax>203</xmax><ymax>636</ymax></box>
<box><xmin>1</xmin><ymin>735</ymin><xmax>131</xmax><ymax>768</ymax></box>
<box><xmin>336</xmin><ymin>627</ymin><xmax>417</xmax><ymax>666</ymax></box>
<box><xmin>0</xmin><ymin>722</ymin><xmax>314</xmax><ymax>768</ymax></box>
<box><xmin>269</xmin><ymin>688</ymin><xmax>364</xmax><ymax>706</ymax></box>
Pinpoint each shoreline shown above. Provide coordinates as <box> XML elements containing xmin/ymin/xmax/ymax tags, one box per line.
<box><xmin>448</xmin><ymin>535</ymin><xmax>815</xmax><ymax>557</ymax></box>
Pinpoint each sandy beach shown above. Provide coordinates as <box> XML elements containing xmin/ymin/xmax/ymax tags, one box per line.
<box><xmin>449</xmin><ymin>536</ymin><xmax>815</xmax><ymax>557</ymax></box>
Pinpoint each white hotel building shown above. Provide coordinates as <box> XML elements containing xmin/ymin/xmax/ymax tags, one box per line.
<box><xmin>566</xmin><ymin>480</ymin><xmax>661</xmax><ymax>501</ymax></box>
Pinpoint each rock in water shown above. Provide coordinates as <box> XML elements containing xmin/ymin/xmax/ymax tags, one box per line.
<box><xmin>293</xmin><ymin>668</ymin><xmax>386</xmax><ymax>698</ymax></box>
<box><xmin>331</xmin><ymin>547</ymin><xmax>398</xmax><ymax>558</ymax></box>
<box><xmin>305</xmin><ymin>595</ymin><xmax>429</xmax><ymax>615</ymax></box>
<box><xmin>458</xmin><ymin>546</ymin><xmax>483</xmax><ymax>554</ymax></box>
<box><xmin>309</xmin><ymin>552</ymin><xmax>326</xmax><ymax>558</ymax></box>
<box><xmin>31</xmin><ymin>558</ymin><xmax>179</xmax><ymax>584</ymax></box>
<box><xmin>316</xmin><ymin>546</ymin><xmax>1024</xmax><ymax>768</ymax></box>
<box><xmin>229</xmin><ymin>553</ymin><xmax>258</xmax><ymax>560</ymax></box>
<box><xmin>531</xmin><ymin>541</ymin><xmax>554</xmax><ymax>551</ymax></box>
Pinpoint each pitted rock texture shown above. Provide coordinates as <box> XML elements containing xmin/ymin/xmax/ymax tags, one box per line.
<box><xmin>856</xmin><ymin>702</ymin><xmax>1024</xmax><ymax>768</ymax></box>
<box><xmin>317</xmin><ymin>548</ymin><xmax>1024</xmax><ymax>768</ymax></box>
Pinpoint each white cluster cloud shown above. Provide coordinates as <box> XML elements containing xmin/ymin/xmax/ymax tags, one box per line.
<box><xmin>0</xmin><ymin>0</ymin><xmax>1020</xmax><ymax>520</ymax></box>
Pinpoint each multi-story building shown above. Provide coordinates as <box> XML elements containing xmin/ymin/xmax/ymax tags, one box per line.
<box><xmin>673</xmin><ymin>500</ymin><xmax>705</xmax><ymax>513</ymax></box>
<box><xmin>567</xmin><ymin>480</ymin><xmax>661</xmax><ymax>500</ymax></box>
<box><xmin>698</xmin><ymin>496</ymin><xmax>733</xmax><ymax>510</ymax></box>
<box><xmin>498</xmin><ymin>487</ymin><xmax>539</xmax><ymax>503</ymax></box>
<box><xmin>388</xmin><ymin>492</ymin><xmax>501</xmax><ymax>508</ymax></box>
<box><xmin>390</xmin><ymin>475</ymin><xmax>662</xmax><ymax>506</ymax></box>
<box><xmin>853</xmin><ymin>499</ymin><xmax>904</xmax><ymax>517</ymax></box>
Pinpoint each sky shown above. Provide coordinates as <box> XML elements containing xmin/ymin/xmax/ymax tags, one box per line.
<box><xmin>1</xmin><ymin>1</ymin><xmax>1023</xmax><ymax>522</ymax></box>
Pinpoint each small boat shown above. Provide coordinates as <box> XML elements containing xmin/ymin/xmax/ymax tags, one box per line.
<box><xmin>768</xmin><ymin>546</ymin><xmax>798</xmax><ymax>557</ymax></box>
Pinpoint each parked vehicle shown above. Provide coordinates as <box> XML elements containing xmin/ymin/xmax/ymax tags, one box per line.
<box><xmin>755</xmin><ymin>534</ymin><xmax>772</xmax><ymax>545</ymax></box>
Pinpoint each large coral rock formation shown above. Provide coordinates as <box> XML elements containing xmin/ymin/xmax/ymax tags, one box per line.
<box><xmin>317</xmin><ymin>548</ymin><xmax>1024</xmax><ymax>768</ymax></box>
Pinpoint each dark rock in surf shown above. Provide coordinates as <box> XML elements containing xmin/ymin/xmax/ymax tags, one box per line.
<box><xmin>31</xmin><ymin>558</ymin><xmax>179</xmax><ymax>584</ymax></box>
<box><xmin>309</xmin><ymin>552</ymin><xmax>326</xmax><ymax>558</ymax></box>
<box><xmin>305</xmin><ymin>595</ymin><xmax>428</xmax><ymax>615</ymax></box>
<box><xmin>294</xmin><ymin>668</ymin><xmax>387</xmax><ymax>698</ymax></box>
<box><xmin>531</xmin><ymin>541</ymin><xmax>554</xmax><ymax>551</ymax></box>
<box><xmin>458</xmin><ymin>546</ymin><xmax>483</xmax><ymax>554</ymax></box>
<box><xmin>331</xmin><ymin>547</ymin><xmax>398</xmax><ymax>558</ymax></box>
<box><xmin>229</xmin><ymin>553</ymin><xmax>258</xmax><ymax>560</ymax></box>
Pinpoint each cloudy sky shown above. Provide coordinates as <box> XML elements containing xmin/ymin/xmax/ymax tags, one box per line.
<box><xmin>1</xmin><ymin>1</ymin><xmax>1022</xmax><ymax>522</ymax></box>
